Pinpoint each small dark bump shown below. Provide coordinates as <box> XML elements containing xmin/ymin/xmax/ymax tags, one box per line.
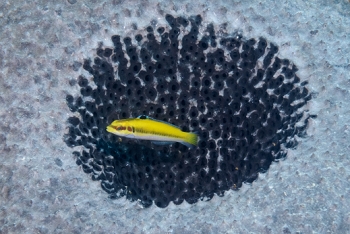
<box><xmin>124</xmin><ymin>37</ymin><xmax>132</xmax><ymax>45</ymax></box>
<box><xmin>104</xmin><ymin>48</ymin><xmax>113</xmax><ymax>57</ymax></box>
<box><xmin>78</xmin><ymin>76</ymin><xmax>88</xmax><ymax>87</ymax></box>
<box><xmin>146</xmin><ymin>87</ymin><xmax>157</xmax><ymax>101</ymax></box>
<box><xmin>157</xmin><ymin>27</ymin><xmax>165</xmax><ymax>34</ymax></box>
<box><xmin>146</xmin><ymin>26</ymin><xmax>153</xmax><ymax>32</ymax></box>
<box><xmin>135</xmin><ymin>34</ymin><xmax>143</xmax><ymax>42</ymax></box>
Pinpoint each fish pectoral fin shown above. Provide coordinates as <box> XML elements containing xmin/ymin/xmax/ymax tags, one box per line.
<box><xmin>137</xmin><ymin>115</ymin><xmax>149</xmax><ymax>119</ymax></box>
<box><xmin>151</xmin><ymin>141</ymin><xmax>174</xmax><ymax>146</ymax></box>
<box><xmin>125</xmin><ymin>134</ymin><xmax>136</xmax><ymax>138</ymax></box>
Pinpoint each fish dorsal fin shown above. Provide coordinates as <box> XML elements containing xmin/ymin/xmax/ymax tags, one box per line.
<box><xmin>137</xmin><ymin>115</ymin><xmax>148</xmax><ymax>119</ymax></box>
<box><xmin>136</xmin><ymin>115</ymin><xmax>180</xmax><ymax>129</ymax></box>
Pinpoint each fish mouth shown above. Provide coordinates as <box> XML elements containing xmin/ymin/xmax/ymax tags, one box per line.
<box><xmin>106</xmin><ymin>126</ymin><xmax>116</xmax><ymax>133</ymax></box>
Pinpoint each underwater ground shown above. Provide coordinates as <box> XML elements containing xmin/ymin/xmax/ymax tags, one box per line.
<box><xmin>1</xmin><ymin>0</ymin><xmax>350</xmax><ymax>233</ymax></box>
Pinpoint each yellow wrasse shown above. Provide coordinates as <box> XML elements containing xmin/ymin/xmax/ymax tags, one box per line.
<box><xmin>106</xmin><ymin>115</ymin><xmax>198</xmax><ymax>147</ymax></box>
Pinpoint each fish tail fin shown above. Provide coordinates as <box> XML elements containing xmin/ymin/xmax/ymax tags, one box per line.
<box><xmin>183</xmin><ymin>132</ymin><xmax>198</xmax><ymax>147</ymax></box>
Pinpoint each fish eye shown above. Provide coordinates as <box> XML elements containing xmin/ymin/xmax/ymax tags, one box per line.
<box><xmin>117</xmin><ymin>126</ymin><xmax>122</xmax><ymax>131</ymax></box>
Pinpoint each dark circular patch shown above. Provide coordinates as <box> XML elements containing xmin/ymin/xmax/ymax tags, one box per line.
<box><xmin>64</xmin><ymin>14</ymin><xmax>313</xmax><ymax>208</ymax></box>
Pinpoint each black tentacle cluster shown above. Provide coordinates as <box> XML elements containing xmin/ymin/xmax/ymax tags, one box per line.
<box><xmin>64</xmin><ymin>14</ymin><xmax>312</xmax><ymax>208</ymax></box>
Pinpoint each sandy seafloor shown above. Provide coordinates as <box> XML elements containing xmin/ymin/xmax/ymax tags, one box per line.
<box><xmin>0</xmin><ymin>0</ymin><xmax>349</xmax><ymax>233</ymax></box>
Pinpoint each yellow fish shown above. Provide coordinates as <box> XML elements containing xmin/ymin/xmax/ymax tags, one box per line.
<box><xmin>106</xmin><ymin>115</ymin><xmax>198</xmax><ymax>148</ymax></box>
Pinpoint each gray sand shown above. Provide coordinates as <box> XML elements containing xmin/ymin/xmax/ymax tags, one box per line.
<box><xmin>0</xmin><ymin>0</ymin><xmax>349</xmax><ymax>233</ymax></box>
